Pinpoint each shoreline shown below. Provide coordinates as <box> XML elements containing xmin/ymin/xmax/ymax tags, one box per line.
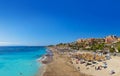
<box><xmin>36</xmin><ymin>64</ymin><xmax>46</xmax><ymax>76</ymax></box>
<box><xmin>36</xmin><ymin>47</ymin><xmax>53</xmax><ymax>76</ymax></box>
<box><xmin>42</xmin><ymin>47</ymin><xmax>89</xmax><ymax>76</ymax></box>
<box><xmin>42</xmin><ymin>47</ymin><xmax>120</xmax><ymax>76</ymax></box>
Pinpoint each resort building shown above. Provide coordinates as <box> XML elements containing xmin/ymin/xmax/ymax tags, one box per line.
<box><xmin>105</xmin><ymin>35</ymin><xmax>118</xmax><ymax>44</ymax></box>
<box><xmin>118</xmin><ymin>38</ymin><xmax>120</xmax><ymax>42</ymax></box>
<box><xmin>76</xmin><ymin>39</ymin><xmax>85</xmax><ymax>43</ymax></box>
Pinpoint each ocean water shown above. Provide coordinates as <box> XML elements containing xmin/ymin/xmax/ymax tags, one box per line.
<box><xmin>0</xmin><ymin>46</ymin><xmax>47</xmax><ymax>76</ymax></box>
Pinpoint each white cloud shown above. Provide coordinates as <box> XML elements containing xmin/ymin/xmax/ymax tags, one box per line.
<box><xmin>0</xmin><ymin>42</ymin><xmax>20</xmax><ymax>46</ymax></box>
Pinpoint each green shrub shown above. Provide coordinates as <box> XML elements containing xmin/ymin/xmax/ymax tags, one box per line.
<box><xmin>110</xmin><ymin>48</ymin><xmax>115</xmax><ymax>53</ymax></box>
<box><xmin>117</xmin><ymin>46</ymin><xmax>120</xmax><ymax>52</ymax></box>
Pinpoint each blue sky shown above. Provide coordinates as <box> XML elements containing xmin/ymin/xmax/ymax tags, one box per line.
<box><xmin>0</xmin><ymin>0</ymin><xmax>120</xmax><ymax>45</ymax></box>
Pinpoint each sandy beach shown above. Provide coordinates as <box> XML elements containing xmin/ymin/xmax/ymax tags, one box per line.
<box><xmin>36</xmin><ymin>49</ymin><xmax>53</xmax><ymax>76</ymax></box>
<box><xmin>42</xmin><ymin>47</ymin><xmax>88</xmax><ymax>76</ymax></box>
<box><xmin>71</xmin><ymin>51</ymin><xmax>120</xmax><ymax>76</ymax></box>
<box><xmin>36</xmin><ymin>64</ymin><xmax>46</xmax><ymax>76</ymax></box>
<box><xmin>37</xmin><ymin>47</ymin><xmax>120</xmax><ymax>76</ymax></box>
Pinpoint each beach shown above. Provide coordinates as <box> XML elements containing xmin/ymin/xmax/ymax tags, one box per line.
<box><xmin>41</xmin><ymin>47</ymin><xmax>88</xmax><ymax>76</ymax></box>
<box><xmin>36</xmin><ymin>64</ymin><xmax>46</xmax><ymax>76</ymax></box>
<box><xmin>71</xmin><ymin>51</ymin><xmax>120</xmax><ymax>76</ymax></box>
<box><xmin>36</xmin><ymin>49</ymin><xmax>53</xmax><ymax>76</ymax></box>
<box><xmin>38</xmin><ymin>47</ymin><xmax>120</xmax><ymax>76</ymax></box>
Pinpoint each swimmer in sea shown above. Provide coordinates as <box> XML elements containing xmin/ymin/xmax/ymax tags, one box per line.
<box><xmin>20</xmin><ymin>72</ymin><xmax>22</xmax><ymax>75</ymax></box>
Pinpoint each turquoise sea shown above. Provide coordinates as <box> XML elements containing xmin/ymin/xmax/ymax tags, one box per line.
<box><xmin>0</xmin><ymin>46</ymin><xmax>47</xmax><ymax>76</ymax></box>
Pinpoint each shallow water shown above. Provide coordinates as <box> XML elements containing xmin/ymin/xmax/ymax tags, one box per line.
<box><xmin>0</xmin><ymin>46</ymin><xmax>46</xmax><ymax>76</ymax></box>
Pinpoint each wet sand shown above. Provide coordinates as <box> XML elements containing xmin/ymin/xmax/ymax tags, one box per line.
<box><xmin>36</xmin><ymin>64</ymin><xmax>46</xmax><ymax>76</ymax></box>
<box><xmin>36</xmin><ymin>49</ymin><xmax>53</xmax><ymax>76</ymax></box>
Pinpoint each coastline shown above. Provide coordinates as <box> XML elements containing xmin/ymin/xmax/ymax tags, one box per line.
<box><xmin>36</xmin><ymin>47</ymin><xmax>53</xmax><ymax>76</ymax></box>
<box><xmin>42</xmin><ymin>47</ymin><xmax>89</xmax><ymax>76</ymax></box>
<box><xmin>36</xmin><ymin>64</ymin><xmax>46</xmax><ymax>76</ymax></box>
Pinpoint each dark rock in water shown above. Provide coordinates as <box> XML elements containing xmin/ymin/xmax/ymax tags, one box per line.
<box><xmin>41</xmin><ymin>56</ymin><xmax>52</xmax><ymax>64</ymax></box>
<box><xmin>41</xmin><ymin>55</ymin><xmax>53</xmax><ymax>64</ymax></box>
<box><xmin>42</xmin><ymin>61</ymin><xmax>48</xmax><ymax>64</ymax></box>
<box><xmin>40</xmin><ymin>49</ymin><xmax>53</xmax><ymax>64</ymax></box>
<box><xmin>45</xmin><ymin>53</ymin><xmax>53</xmax><ymax>56</ymax></box>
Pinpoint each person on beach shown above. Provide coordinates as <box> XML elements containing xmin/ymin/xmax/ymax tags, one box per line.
<box><xmin>95</xmin><ymin>66</ymin><xmax>97</xmax><ymax>70</ymax></box>
<box><xmin>96</xmin><ymin>66</ymin><xmax>102</xmax><ymax>70</ymax></box>
<box><xmin>78</xmin><ymin>67</ymin><xmax>80</xmax><ymax>71</ymax></box>
<box><xmin>113</xmin><ymin>52</ymin><xmax>117</xmax><ymax>56</ymax></box>
<box><xmin>103</xmin><ymin>62</ymin><xmax>107</xmax><ymax>69</ymax></box>
<box><xmin>110</xmin><ymin>70</ymin><xmax>115</xmax><ymax>75</ymax></box>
